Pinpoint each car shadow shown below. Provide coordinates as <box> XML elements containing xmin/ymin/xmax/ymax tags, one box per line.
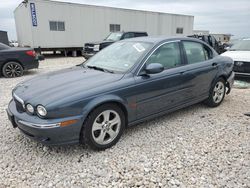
<box><xmin>235</xmin><ymin>76</ymin><xmax>250</xmax><ymax>83</ymax></box>
<box><xmin>23</xmin><ymin>70</ymin><xmax>39</xmax><ymax>76</ymax></box>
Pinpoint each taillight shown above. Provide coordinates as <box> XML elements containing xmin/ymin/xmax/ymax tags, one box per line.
<box><xmin>26</xmin><ymin>50</ymin><xmax>36</xmax><ymax>57</ymax></box>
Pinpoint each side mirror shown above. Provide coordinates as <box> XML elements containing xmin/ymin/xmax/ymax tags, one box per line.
<box><xmin>144</xmin><ymin>63</ymin><xmax>164</xmax><ymax>74</ymax></box>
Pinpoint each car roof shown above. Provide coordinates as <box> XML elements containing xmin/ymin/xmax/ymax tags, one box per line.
<box><xmin>111</xmin><ymin>31</ymin><xmax>147</xmax><ymax>34</ymax></box>
<box><xmin>123</xmin><ymin>36</ymin><xmax>204</xmax><ymax>44</ymax></box>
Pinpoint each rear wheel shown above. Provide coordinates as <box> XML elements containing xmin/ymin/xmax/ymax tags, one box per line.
<box><xmin>81</xmin><ymin>104</ymin><xmax>125</xmax><ymax>150</ymax></box>
<box><xmin>205</xmin><ymin>78</ymin><xmax>226</xmax><ymax>107</ymax></box>
<box><xmin>2</xmin><ymin>61</ymin><xmax>24</xmax><ymax>78</ymax></box>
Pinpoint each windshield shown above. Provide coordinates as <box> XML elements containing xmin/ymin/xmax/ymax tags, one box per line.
<box><xmin>0</xmin><ymin>43</ymin><xmax>10</xmax><ymax>50</ymax></box>
<box><xmin>84</xmin><ymin>41</ymin><xmax>153</xmax><ymax>73</ymax></box>
<box><xmin>230</xmin><ymin>40</ymin><xmax>250</xmax><ymax>51</ymax></box>
<box><xmin>105</xmin><ymin>33</ymin><xmax>123</xmax><ymax>41</ymax></box>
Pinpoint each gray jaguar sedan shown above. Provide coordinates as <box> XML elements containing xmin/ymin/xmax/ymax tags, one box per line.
<box><xmin>7</xmin><ymin>37</ymin><xmax>234</xmax><ymax>150</ymax></box>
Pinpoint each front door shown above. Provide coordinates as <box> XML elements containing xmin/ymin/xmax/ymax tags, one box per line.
<box><xmin>134</xmin><ymin>41</ymin><xmax>194</xmax><ymax>119</ymax></box>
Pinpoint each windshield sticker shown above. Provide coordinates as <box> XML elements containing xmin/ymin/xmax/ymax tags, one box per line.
<box><xmin>133</xmin><ymin>43</ymin><xmax>146</xmax><ymax>52</ymax></box>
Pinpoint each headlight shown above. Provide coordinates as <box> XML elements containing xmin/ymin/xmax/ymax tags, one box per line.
<box><xmin>93</xmin><ymin>44</ymin><xmax>100</xmax><ymax>52</ymax></box>
<box><xmin>37</xmin><ymin>105</ymin><xmax>47</xmax><ymax>117</ymax></box>
<box><xmin>26</xmin><ymin>104</ymin><xmax>34</xmax><ymax>114</ymax></box>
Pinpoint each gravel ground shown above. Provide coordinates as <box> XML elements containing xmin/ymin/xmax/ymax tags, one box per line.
<box><xmin>0</xmin><ymin>57</ymin><xmax>249</xmax><ymax>188</ymax></box>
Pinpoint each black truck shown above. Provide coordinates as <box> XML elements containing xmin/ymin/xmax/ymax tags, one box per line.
<box><xmin>83</xmin><ymin>31</ymin><xmax>148</xmax><ymax>59</ymax></box>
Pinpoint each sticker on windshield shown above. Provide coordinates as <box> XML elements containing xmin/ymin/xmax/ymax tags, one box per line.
<box><xmin>133</xmin><ymin>43</ymin><xmax>146</xmax><ymax>52</ymax></box>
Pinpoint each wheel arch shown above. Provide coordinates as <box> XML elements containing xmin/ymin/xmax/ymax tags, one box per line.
<box><xmin>1</xmin><ymin>59</ymin><xmax>24</xmax><ymax>71</ymax></box>
<box><xmin>82</xmin><ymin>95</ymin><xmax>129</xmax><ymax>127</ymax></box>
<box><xmin>210</xmin><ymin>73</ymin><xmax>227</xmax><ymax>89</ymax></box>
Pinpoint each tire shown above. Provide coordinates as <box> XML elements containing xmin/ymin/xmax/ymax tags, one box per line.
<box><xmin>80</xmin><ymin>104</ymin><xmax>125</xmax><ymax>150</ymax></box>
<box><xmin>204</xmin><ymin>78</ymin><xmax>226</xmax><ymax>107</ymax></box>
<box><xmin>2</xmin><ymin>61</ymin><xmax>24</xmax><ymax>78</ymax></box>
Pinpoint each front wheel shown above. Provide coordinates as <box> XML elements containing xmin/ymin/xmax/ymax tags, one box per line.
<box><xmin>204</xmin><ymin>78</ymin><xmax>226</xmax><ymax>107</ymax></box>
<box><xmin>80</xmin><ymin>104</ymin><xmax>125</xmax><ymax>150</ymax></box>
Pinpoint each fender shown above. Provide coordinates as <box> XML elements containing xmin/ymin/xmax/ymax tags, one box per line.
<box><xmin>80</xmin><ymin>94</ymin><xmax>130</xmax><ymax>122</ymax></box>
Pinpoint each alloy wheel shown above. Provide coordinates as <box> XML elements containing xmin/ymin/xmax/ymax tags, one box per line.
<box><xmin>91</xmin><ymin>110</ymin><xmax>121</xmax><ymax>145</ymax></box>
<box><xmin>4</xmin><ymin>63</ymin><xmax>23</xmax><ymax>78</ymax></box>
<box><xmin>213</xmin><ymin>81</ymin><xmax>225</xmax><ymax>103</ymax></box>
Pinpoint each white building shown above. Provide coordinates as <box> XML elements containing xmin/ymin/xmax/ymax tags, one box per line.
<box><xmin>193</xmin><ymin>30</ymin><xmax>210</xmax><ymax>35</ymax></box>
<box><xmin>14</xmin><ymin>0</ymin><xmax>194</xmax><ymax>51</ymax></box>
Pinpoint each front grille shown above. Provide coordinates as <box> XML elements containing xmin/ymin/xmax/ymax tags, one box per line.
<box><xmin>14</xmin><ymin>98</ymin><xmax>25</xmax><ymax>113</ymax></box>
<box><xmin>13</xmin><ymin>93</ymin><xmax>25</xmax><ymax>113</ymax></box>
<box><xmin>233</xmin><ymin>61</ymin><xmax>250</xmax><ymax>73</ymax></box>
<box><xmin>84</xmin><ymin>43</ymin><xmax>94</xmax><ymax>53</ymax></box>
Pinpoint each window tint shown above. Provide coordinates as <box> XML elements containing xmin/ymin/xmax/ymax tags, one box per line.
<box><xmin>146</xmin><ymin>42</ymin><xmax>181</xmax><ymax>69</ymax></box>
<box><xmin>123</xmin><ymin>33</ymin><xmax>135</xmax><ymax>39</ymax></box>
<box><xmin>183</xmin><ymin>41</ymin><xmax>210</xmax><ymax>64</ymax></box>
<box><xmin>110</xmin><ymin>24</ymin><xmax>120</xmax><ymax>32</ymax></box>
<box><xmin>135</xmin><ymin>33</ymin><xmax>147</xmax><ymax>37</ymax></box>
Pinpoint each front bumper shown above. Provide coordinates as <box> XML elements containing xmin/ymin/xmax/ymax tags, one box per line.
<box><xmin>6</xmin><ymin>100</ymin><xmax>83</xmax><ymax>145</ymax></box>
<box><xmin>82</xmin><ymin>51</ymin><xmax>97</xmax><ymax>59</ymax></box>
<box><xmin>226</xmin><ymin>71</ymin><xmax>235</xmax><ymax>94</ymax></box>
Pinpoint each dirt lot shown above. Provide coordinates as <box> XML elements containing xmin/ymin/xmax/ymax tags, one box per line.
<box><xmin>0</xmin><ymin>57</ymin><xmax>249</xmax><ymax>187</ymax></box>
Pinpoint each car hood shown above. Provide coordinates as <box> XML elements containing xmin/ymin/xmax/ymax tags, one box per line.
<box><xmin>13</xmin><ymin>66</ymin><xmax>124</xmax><ymax>105</ymax></box>
<box><xmin>221</xmin><ymin>51</ymin><xmax>250</xmax><ymax>62</ymax></box>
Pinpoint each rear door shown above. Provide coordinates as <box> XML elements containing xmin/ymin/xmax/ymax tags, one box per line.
<box><xmin>181</xmin><ymin>40</ymin><xmax>218</xmax><ymax>98</ymax></box>
<box><xmin>134</xmin><ymin>41</ymin><xmax>194</xmax><ymax>119</ymax></box>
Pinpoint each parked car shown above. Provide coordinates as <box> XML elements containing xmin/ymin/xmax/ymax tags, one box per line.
<box><xmin>7</xmin><ymin>37</ymin><xmax>234</xmax><ymax>150</ymax></box>
<box><xmin>188</xmin><ymin>34</ymin><xmax>225</xmax><ymax>54</ymax></box>
<box><xmin>0</xmin><ymin>42</ymin><xmax>40</xmax><ymax>78</ymax></box>
<box><xmin>221</xmin><ymin>38</ymin><xmax>250</xmax><ymax>77</ymax></box>
<box><xmin>83</xmin><ymin>31</ymin><xmax>148</xmax><ymax>59</ymax></box>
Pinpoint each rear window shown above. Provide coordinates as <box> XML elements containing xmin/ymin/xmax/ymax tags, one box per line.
<box><xmin>135</xmin><ymin>33</ymin><xmax>148</xmax><ymax>37</ymax></box>
<box><xmin>0</xmin><ymin>43</ymin><xmax>10</xmax><ymax>50</ymax></box>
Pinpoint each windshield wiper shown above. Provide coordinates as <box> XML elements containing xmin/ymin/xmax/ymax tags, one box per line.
<box><xmin>86</xmin><ymin>65</ymin><xmax>114</xmax><ymax>73</ymax></box>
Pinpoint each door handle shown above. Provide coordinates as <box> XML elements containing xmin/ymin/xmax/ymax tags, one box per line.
<box><xmin>179</xmin><ymin>71</ymin><xmax>185</xmax><ymax>75</ymax></box>
<box><xmin>212</xmin><ymin>63</ymin><xmax>218</xmax><ymax>67</ymax></box>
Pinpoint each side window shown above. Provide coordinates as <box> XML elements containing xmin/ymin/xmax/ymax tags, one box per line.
<box><xmin>135</xmin><ymin>33</ymin><xmax>147</xmax><ymax>37</ymax></box>
<box><xmin>176</xmin><ymin>27</ymin><xmax>184</xmax><ymax>34</ymax></box>
<box><xmin>183</xmin><ymin>41</ymin><xmax>210</xmax><ymax>64</ymax></box>
<box><xmin>49</xmin><ymin>21</ymin><xmax>65</xmax><ymax>31</ymax></box>
<box><xmin>123</xmin><ymin>33</ymin><xmax>135</xmax><ymax>39</ymax></box>
<box><xmin>49</xmin><ymin>21</ymin><xmax>57</xmax><ymax>31</ymax></box>
<box><xmin>146</xmin><ymin>42</ymin><xmax>181</xmax><ymax>69</ymax></box>
<box><xmin>110</xmin><ymin>24</ymin><xmax>120</xmax><ymax>32</ymax></box>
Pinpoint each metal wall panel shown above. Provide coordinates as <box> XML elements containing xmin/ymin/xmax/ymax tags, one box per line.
<box><xmin>14</xmin><ymin>0</ymin><xmax>194</xmax><ymax>49</ymax></box>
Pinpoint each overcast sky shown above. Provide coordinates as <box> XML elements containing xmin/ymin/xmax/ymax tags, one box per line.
<box><xmin>0</xmin><ymin>0</ymin><xmax>250</xmax><ymax>40</ymax></box>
